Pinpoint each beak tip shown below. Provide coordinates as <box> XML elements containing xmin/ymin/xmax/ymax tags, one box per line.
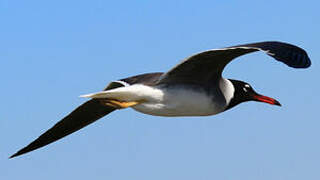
<box><xmin>253</xmin><ymin>94</ymin><xmax>281</xmax><ymax>107</ymax></box>
<box><xmin>273</xmin><ymin>99</ymin><xmax>281</xmax><ymax>106</ymax></box>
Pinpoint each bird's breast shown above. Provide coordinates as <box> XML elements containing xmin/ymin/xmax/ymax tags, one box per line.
<box><xmin>132</xmin><ymin>85</ymin><xmax>227</xmax><ymax>117</ymax></box>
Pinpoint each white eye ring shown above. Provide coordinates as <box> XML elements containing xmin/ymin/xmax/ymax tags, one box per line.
<box><xmin>244</xmin><ymin>84</ymin><xmax>250</xmax><ymax>88</ymax></box>
<box><xmin>243</xmin><ymin>87</ymin><xmax>248</xmax><ymax>92</ymax></box>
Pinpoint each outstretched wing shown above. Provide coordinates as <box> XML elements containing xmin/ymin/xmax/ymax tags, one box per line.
<box><xmin>9</xmin><ymin>82</ymin><xmax>128</xmax><ymax>158</ymax></box>
<box><xmin>10</xmin><ymin>100</ymin><xmax>116</xmax><ymax>158</ymax></box>
<box><xmin>157</xmin><ymin>41</ymin><xmax>311</xmax><ymax>85</ymax></box>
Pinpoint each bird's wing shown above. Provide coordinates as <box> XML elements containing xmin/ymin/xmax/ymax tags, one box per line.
<box><xmin>10</xmin><ymin>82</ymin><xmax>127</xmax><ymax>158</ymax></box>
<box><xmin>119</xmin><ymin>72</ymin><xmax>164</xmax><ymax>86</ymax></box>
<box><xmin>157</xmin><ymin>41</ymin><xmax>311</xmax><ymax>85</ymax></box>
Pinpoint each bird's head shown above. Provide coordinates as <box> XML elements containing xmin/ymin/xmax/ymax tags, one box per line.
<box><xmin>225</xmin><ymin>79</ymin><xmax>281</xmax><ymax>110</ymax></box>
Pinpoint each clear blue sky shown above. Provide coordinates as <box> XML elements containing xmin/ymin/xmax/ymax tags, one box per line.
<box><xmin>1</xmin><ymin>0</ymin><xmax>319</xmax><ymax>179</ymax></box>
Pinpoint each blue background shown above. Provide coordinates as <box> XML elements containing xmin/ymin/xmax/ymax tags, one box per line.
<box><xmin>1</xmin><ymin>0</ymin><xmax>319</xmax><ymax>179</ymax></box>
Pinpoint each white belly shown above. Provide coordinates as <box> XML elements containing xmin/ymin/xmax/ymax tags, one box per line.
<box><xmin>132</xmin><ymin>85</ymin><xmax>226</xmax><ymax>117</ymax></box>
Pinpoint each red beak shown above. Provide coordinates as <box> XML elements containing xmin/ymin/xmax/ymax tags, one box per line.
<box><xmin>253</xmin><ymin>94</ymin><xmax>281</xmax><ymax>106</ymax></box>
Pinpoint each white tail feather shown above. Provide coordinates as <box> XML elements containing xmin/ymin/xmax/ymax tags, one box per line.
<box><xmin>79</xmin><ymin>92</ymin><xmax>109</xmax><ymax>98</ymax></box>
<box><xmin>79</xmin><ymin>84</ymin><xmax>163</xmax><ymax>102</ymax></box>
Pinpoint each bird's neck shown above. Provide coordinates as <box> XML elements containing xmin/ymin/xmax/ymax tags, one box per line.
<box><xmin>219</xmin><ymin>78</ymin><xmax>235</xmax><ymax>108</ymax></box>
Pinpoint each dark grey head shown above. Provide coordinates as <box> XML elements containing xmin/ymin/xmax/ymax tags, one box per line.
<box><xmin>225</xmin><ymin>79</ymin><xmax>281</xmax><ymax>110</ymax></box>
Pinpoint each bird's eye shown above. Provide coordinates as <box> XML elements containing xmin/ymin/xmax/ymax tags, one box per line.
<box><xmin>244</xmin><ymin>84</ymin><xmax>250</xmax><ymax>88</ymax></box>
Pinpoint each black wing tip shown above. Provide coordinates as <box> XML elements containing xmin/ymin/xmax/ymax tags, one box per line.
<box><xmin>245</xmin><ymin>41</ymin><xmax>312</xmax><ymax>69</ymax></box>
<box><xmin>302</xmin><ymin>54</ymin><xmax>312</xmax><ymax>68</ymax></box>
<box><xmin>9</xmin><ymin>153</ymin><xmax>18</xmax><ymax>159</ymax></box>
<box><xmin>274</xmin><ymin>41</ymin><xmax>311</xmax><ymax>68</ymax></box>
<box><xmin>9</xmin><ymin>143</ymin><xmax>36</xmax><ymax>159</ymax></box>
<box><xmin>9</xmin><ymin>151</ymin><xmax>24</xmax><ymax>159</ymax></box>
